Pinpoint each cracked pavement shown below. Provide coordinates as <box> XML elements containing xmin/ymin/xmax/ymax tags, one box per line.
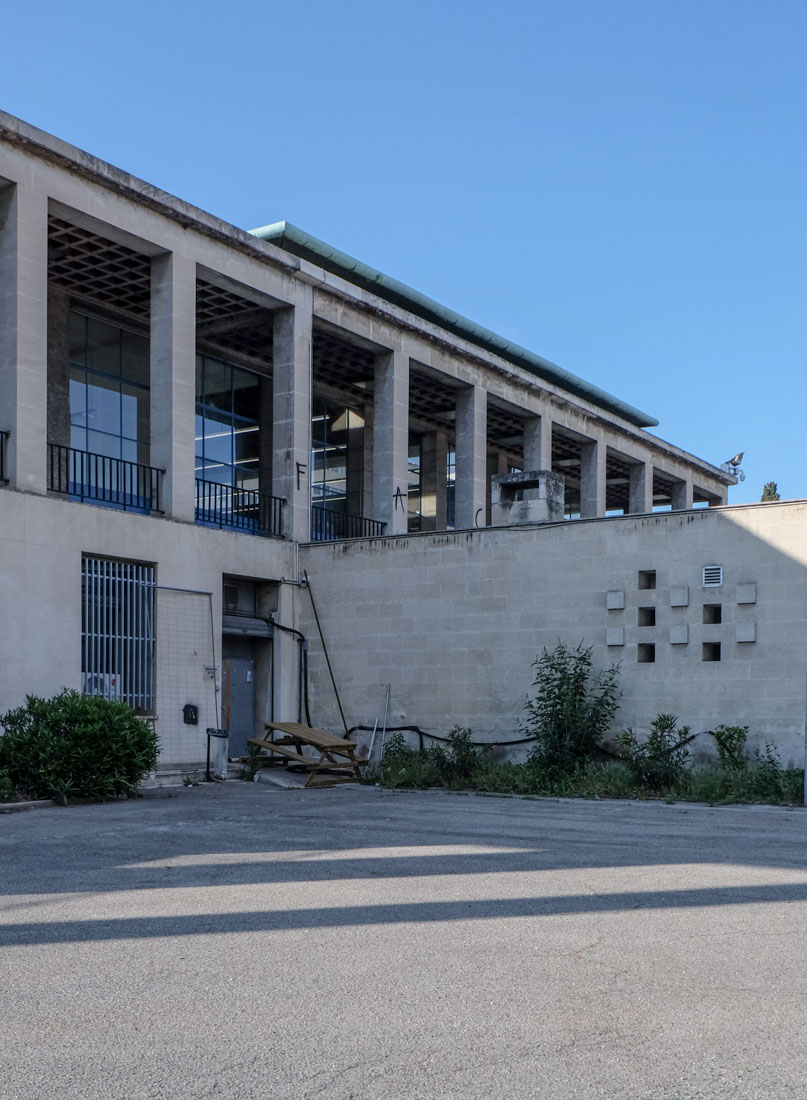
<box><xmin>2</xmin><ymin>783</ymin><xmax>806</xmax><ymax>1099</ymax></box>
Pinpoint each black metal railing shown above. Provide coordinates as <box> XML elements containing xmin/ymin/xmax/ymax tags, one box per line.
<box><xmin>195</xmin><ymin>479</ymin><xmax>285</xmax><ymax>538</ymax></box>
<box><xmin>311</xmin><ymin>505</ymin><xmax>387</xmax><ymax>541</ymax></box>
<box><xmin>48</xmin><ymin>444</ymin><xmax>163</xmax><ymax>514</ymax></box>
<box><xmin>0</xmin><ymin>431</ymin><xmax>9</xmax><ymax>483</ymax></box>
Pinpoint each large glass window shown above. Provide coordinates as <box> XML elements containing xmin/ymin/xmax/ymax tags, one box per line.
<box><xmin>195</xmin><ymin>355</ymin><xmax>261</xmax><ymax>490</ymax></box>
<box><xmin>311</xmin><ymin>397</ymin><xmax>363</xmax><ymax>512</ymax></box>
<box><xmin>69</xmin><ymin>312</ymin><xmax>150</xmax><ymax>466</ymax></box>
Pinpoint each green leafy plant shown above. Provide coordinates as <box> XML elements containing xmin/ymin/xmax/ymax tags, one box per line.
<box><xmin>760</xmin><ymin>481</ymin><xmax>780</xmax><ymax>502</ymax></box>
<box><xmin>0</xmin><ymin>689</ymin><xmax>159</xmax><ymax>805</ymax></box>
<box><xmin>427</xmin><ymin>727</ymin><xmax>489</xmax><ymax>787</ymax></box>
<box><xmin>616</xmin><ymin>714</ymin><xmax>696</xmax><ymax>791</ymax></box>
<box><xmin>523</xmin><ymin>643</ymin><xmax>621</xmax><ymax>774</ymax></box>
<box><xmin>379</xmin><ymin>728</ymin><xmax>490</xmax><ymax>790</ymax></box>
<box><xmin>379</xmin><ymin>732</ymin><xmax>438</xmax><ymax>789</ymax></box>
<box><xmin>0</xmin><ymin>768</ymin><xmax>15</xmax><ymax>802</ymax></box>
<box><xmin>711</xmin><ymin>725</ymin><xmax>748</xmax><ymax>771</ymax></box>
<box><xmin>749</xmin><ymin>741</ymin><xmax>787</xmax><ymax>801</ymax></box>
<box><xmin>240</xmin><ymin>743</ymin><xmax>265</xmax><ymax>781</ymax></box>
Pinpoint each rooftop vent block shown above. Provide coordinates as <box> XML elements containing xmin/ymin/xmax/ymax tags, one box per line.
<box><xmin>702</xmin><ymin>565</ymin><xmax>723</xmax><ymax>588</ymax></box>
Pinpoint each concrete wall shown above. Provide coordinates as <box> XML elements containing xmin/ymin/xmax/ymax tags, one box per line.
<box><xmin>0</xmin><ymin>487</ymin><xmax>296</xmax><ymax>765</ymax></box>
<box><xmin>298</xmin><ymin>502</ymin><xmax>807</xmax><ymax>765</ymax></box>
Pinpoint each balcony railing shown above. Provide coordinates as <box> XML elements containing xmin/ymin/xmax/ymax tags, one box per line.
<box><xmin>311</xmin><ymin>505</ymin><xmax>387</xmax><ymax>541</ymax></box>
<box><xmin>0</xmin><ymin>431</ymin><xmax>8</xmax><ymax>483</ymax></box>
<box><xmin>48</xmin><ymin>444</ymin><xmax>163</xmax><ymax>514</ymax></box>
<box><xmin>195</xmin><ymin>479</ymin><xmax>285</xmax><ymax>538</ymax></box>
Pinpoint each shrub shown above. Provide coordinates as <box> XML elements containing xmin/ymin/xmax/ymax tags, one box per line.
<box><xmin>749</xmin><ymin>741</ymin><xmax>788</xmax><ymax>802</ymax></box>
<box><xmin>379</xmin><ymin>732</ymin><xmax>438</xmax><ymax>789</ymax></box>
<box><xmin>0</xmin><ymin>768</ymin><xmax>15</xmax><ymax>802</ymax></box>
<box><xmin>523</xmin><ymin>642</ymin><xmax>621</xmax><ymax>774</ymax></box>
<box><xmin>616</xmin><ymin>713</ymin><xmax>695</xmax><ymax>791</ymax></box>
<box><xmin>427</xmin><ymin>726</ymin><xmax>489</xmax><ymax>787</ymax></box>
<box><xmin>240</xmin><ymin>743</ymin><xmax>265</xmax><ymax>781</ymax></box>
<box><xmin>0</xmin><ymin>689</ymin><xmax>159</xmax><ymax>804</ymax></box>
<box><xmin>379</xmin><ymin>728</ymin><xmax>492</xmax><ymax>790</ymax></box>
<box><xmin>711</xmin><ymin>725</ymin><xmax>748</xmax><ymax>771</ymax></box>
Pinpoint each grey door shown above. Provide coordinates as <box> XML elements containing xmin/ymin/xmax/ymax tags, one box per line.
<box><xmin>225</xmin><ymin>657</ymin><xmax>255</xmax><ymax>758</ymax></box>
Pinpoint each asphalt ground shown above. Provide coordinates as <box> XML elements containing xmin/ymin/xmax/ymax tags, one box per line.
<box><xmin>2</xmin><ymin>783</ymin><xmax>806</xmax><ymax>1100</ymax></box>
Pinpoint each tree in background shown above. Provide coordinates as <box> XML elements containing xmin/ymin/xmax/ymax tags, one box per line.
<box><xmin>760</xmin><ymin>482</ymin><xmax>781</xmax><ymax>501</ymax></box>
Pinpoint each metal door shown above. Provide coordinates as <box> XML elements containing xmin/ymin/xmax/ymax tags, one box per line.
<box><xmin>224</xmin><ymin>657</ymin><xmax>255</xmax><ymax>758</ymax></box>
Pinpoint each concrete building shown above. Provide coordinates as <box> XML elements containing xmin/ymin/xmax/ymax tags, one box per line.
<box><xmin>1</xmin><ymin>111</ymin><xmax>802</xmax><ymax>770</ymax></box>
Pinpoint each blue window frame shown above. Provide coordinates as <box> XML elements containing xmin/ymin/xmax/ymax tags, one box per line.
<box><xmin>195</xmin><ymin>354</ymin><xmax>261</xmax><ymax>491</ymax></box>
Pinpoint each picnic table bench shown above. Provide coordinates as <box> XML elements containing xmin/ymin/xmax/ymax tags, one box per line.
<box><xmin>248</xmin><ymin>721</ymin><xmax>369</xmax><ymax>787</ymax></box>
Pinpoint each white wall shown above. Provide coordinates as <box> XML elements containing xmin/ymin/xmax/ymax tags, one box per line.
<box><xmin>0</xmin><ymin>489</ymin><xmax>295</xmax><ymax>765</ymax></box>
<box><xmin>299</xmin><ymin>502</ymin><xmax>807</xmax><ymax>765</ymax></box>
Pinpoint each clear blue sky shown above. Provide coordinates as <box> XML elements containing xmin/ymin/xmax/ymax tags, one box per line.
<box><xmin>3</xmin><ymin>0</ymin><xmax>804</xmax><ymax>502</ymax></box>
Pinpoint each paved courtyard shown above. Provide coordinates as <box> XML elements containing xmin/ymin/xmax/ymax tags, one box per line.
<box><xmin>2</xmin><ymin>783</ymin><xmax>806</xmax><ymax>1099</ymax></box>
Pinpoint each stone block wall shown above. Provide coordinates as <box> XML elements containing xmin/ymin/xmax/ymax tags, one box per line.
<box><xmin>299</xmin><ymin>502</ymin><xmax>807</xmax><ymax>765</ymax></box>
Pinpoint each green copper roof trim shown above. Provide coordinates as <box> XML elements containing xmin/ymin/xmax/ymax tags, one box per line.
<box><xmin>249</xmin><ymin>220</ymin><xmax>659</xmax><ymax>429</ymax></box>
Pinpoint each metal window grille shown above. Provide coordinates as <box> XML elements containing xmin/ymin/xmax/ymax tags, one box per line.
<box><xmin>702</xmin><ymin>565</ymin><xmax>723</xmax><ymax>588</ymax></box>
<box><xmin>81</xmin><ymin>557</ymin><xmax>155</xmax><ymax>713</ymax></box>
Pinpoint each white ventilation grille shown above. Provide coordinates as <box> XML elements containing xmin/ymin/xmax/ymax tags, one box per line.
<box><xmin>702</xmin><ymin>565</ymin><xmax>723</xmax><ymax>588</ymax></box>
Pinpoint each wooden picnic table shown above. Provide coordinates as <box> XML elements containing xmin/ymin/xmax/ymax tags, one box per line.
<box><xmin>248</xmin><ymin>721</ymin><xmax>368</xmax><ymax>787</ymax></box>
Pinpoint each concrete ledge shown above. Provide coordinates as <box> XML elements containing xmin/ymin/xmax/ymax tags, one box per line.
<box><xmin>0</xmin><ymin>798</ymin><xmax>54</xmax><ymax>813</ymax></box>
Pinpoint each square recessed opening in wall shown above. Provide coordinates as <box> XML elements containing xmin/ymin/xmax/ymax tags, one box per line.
<box><xmin>638</xmin><ymin>570</ymin><xmax>656</xmax><ymax>590</ymax></box>
<box><xmin>702</xmin><ymin>604</ymin><xmax>722</xmax><ymax>624</ymax></box>
<box><xmin>638</xmin><ymin>606</ymin><xmax>656</xmax><ymax>627</ymax></box>
<box><xmin>702</xmin><ymin>642</ymin><xmax>721</xmax><ymax>662</ymax></box>
<box><xmin>637</xmin><ymin>643</ymin><xmax>656</xmax><ymax>663</ymax></box>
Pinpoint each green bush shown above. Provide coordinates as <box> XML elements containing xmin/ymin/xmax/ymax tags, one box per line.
<box><xmin>376</xmin><ymin>719</ymin><xmax>805</xmax><ymax>808</ymax></box>
<box><xmin>379</xmin><ymin>728</ymin><xmax>491</xmax><ymax>790</ymax></box>
<box><xmin>711</xmin><ymin>725</ymin><xmax>748</xmax><ymax>771</ymax></box>
<box><xmin>426</xmin><ymin>727</ymin><xmax>489</xmax><ymax>787</ymax></box>
<box><xmin>0</xmin><ymin>689</ymin><xmax>159</xmax><ymax>804</ymax></box>
<box><xmin>616</xmin><ymin>714</ymin><xmax>695</xmax><ymax>791</ymax></box>
<box><xmin>523</xmin><ymin>642</ymin><xmax>621</xmax><ymax>774</ymax></box>
<box><xmin>0</xmin><ymin>768</ymin><xmax>15</xmax><ymax>803</ymax></box>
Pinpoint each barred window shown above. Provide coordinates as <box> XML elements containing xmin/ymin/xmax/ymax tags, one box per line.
<box><xmin>81</xmin><ymin>557</ymin><xmax>155</xmax><ymax>713</ymax></box>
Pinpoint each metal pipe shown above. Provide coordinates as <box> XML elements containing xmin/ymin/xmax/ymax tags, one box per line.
<box><xmin>302</xmin><ymin>569</ymin><xmax>348</xmax><ymax>736</ymax></box>
<box><xmin>379</xmin><ymin>684</ymin><xmax>391</xmax><ymax>759</ymax></box>
<box><xmin>367</xmin><ymin>717</ymin><xmax>380</xmax><ymax>763</ymax></box>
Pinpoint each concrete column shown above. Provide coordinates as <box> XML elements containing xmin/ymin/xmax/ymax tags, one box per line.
<box><xmin>150</xmin><ymin>251</ymin><xmax>197</xmax><ymax>521</ymax></box>
<box><xmin>523</xmin><ymin>414</ymin><xmax>553</xmax><ymax>472</ymax></box>
<box><xmin>628</xmin><ymin>460</ymin><xmax>654</xmax><ymax>514</ymax></box>
<box><xmin>0</xmin><ymin>183</ymin><xmax>48</xmax><ymax>493</ymax></box>
<box><xmin>455</xmin><ymin>384</ymin><xmax>487</xmax><ymax>529</ymax></box>
<box><xmin>47</xmin><ymin>286</ymin><xmax>71</xmax><ymax>451</ymax></box>
<box><xmin>419</xmin><ymin>430</ymin><xmax>448</xmax><ymax>531</ymax></box>
<box><xmin>346</xmin><ymin>419</ymin><xmax>364</xmax><ymax>517</ymax></box>
<box><xmin>671</xmin><ymin>479</ymin><xmax>694</xmax><ymax>510</ymax></box>
<box><xmin>372</xmin><ymin>346</ymin><xmax>409</xmax><ymax>535</ymax></box>
<box><xmin>485</xmin><ymin>450</ymin><xmax>508</xmax><ymax>524</ymax></box>
<box><xmin>360</xmin><ymin>399</ymin><xmax>374</xmax><ymax>518</ymax></box>
<box><xmin>579</xmin><ymin>438</ymin><xmax>606</xmax><ymax>518</ymax></box>
<box><xmin>272</xmin><ymin>286</ymin><xmax>313</xmax><ymax>542</ymax></box>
